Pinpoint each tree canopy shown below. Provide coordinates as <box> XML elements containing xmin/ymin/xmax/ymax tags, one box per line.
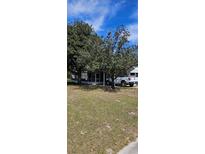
<box><xmin>67</xmin><ymin>21</ymin><xmax>138</xmax><ymax>87</ymax></box>
<box><xmin>101</xmin><ymin>26</ymin><xmax>137</xmax><ymax>88</ymax></box>
<box><xmin>67</xmin><ymin>21</ymin><xmax>102</xmax><ymax>83</ymax></box>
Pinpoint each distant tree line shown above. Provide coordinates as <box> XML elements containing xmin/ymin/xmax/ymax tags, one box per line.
<box><xmin>67</xmin><ymin>21</ymin><xmax>138</xmax><ymax>88</ymax></box>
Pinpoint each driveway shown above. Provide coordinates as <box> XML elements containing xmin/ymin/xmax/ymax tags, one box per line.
<box><xmin>117</xmin><ymin>139</ymin><xmax>138</xmax><ymax>154</ymax></box>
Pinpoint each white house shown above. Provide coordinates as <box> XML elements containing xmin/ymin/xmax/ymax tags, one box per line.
<box><xmin>72</xmin><ymin>66</ymin><xmax>138</xmax><ymax>85</ymax></box>
<box><xmin>72</xmin><ymin>71</ymin><xmax>107</xmax><ymax>85</ymax></box>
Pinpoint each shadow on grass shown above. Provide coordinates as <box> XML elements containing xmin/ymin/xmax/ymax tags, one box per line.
<box><xmin>67</xmin><ymin>82</ymin><xmax>121</xmax><ymax>92</ymax></box>
<box><xmin>67</xmin><ymin>81</ymin><xmax>78</xmax><ymax>86</ymax></box>
<box><xmin>80</xmin><ymin>85</ymin><xmax>121</xmax><ymax>92</ymax></box>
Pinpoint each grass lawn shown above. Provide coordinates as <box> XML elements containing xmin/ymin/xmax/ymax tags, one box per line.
<box><xmin>68</xmin><ymin>85</ymin><xmax>138</xmax><ymax>154</ymax></box>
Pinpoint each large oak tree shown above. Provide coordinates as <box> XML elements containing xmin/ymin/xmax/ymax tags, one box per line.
<box><xmin>67</xmin><ymin>21</ymin><xmax>101</xmax><ymax>84</ymax></box>
<box><xmin>102</xmin><ymin>26</ymin><xmax>137</xmax><ymax>88</ymax></box>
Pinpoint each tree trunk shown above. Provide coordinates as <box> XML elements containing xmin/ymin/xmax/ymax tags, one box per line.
<box><xmin>77</xmin><ymin>70</ymin><xmax>82</xmax><ymax>85</ymax></box>
<box><xmin>111</xmin><ymin>75</ymin><xmax>115</xmax><ymax>89</ymax></box>
<box><xmin>103</xmin><ymin>72</ymin><xmax>105</xmax><ymax>86</ymax></box>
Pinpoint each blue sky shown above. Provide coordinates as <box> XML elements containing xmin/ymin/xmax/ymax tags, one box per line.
<box><xmin>67</xmin><ymin>0</ymin><xmax>138</xmax><ymax>44</ymax></box>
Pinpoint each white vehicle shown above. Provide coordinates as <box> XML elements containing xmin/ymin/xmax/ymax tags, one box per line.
<box><xmin>114</xmin><ymin>67</ymin><xmax>138</xmax><ymax>87</ymax></box>
<box><xmin>114</xmin><ymin>75</ymin><xmax>138</xmax><ymax>87</ymax></box>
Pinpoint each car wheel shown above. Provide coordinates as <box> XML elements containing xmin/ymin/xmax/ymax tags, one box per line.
<box><xmin>129</xmin><ymin>83</ymin><xmax>134</xmax><ymax>87</ymax></box>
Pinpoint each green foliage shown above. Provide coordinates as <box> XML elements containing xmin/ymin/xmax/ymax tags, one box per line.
<box><xmin>68</xmin><ymin>21</ymin><xmax>93</xmax><ymax>72</ymax></box>
<box><xmin>101</xmin><ymin>26</ymin><xmax>137</xmax><ymax>88</ymax></box>
<box><xmin>67</xmin><ymin>21</ymin><xmax>102</xmax><ymax>83</ymax></box>
<box><xmin>67</xmin><ymin>21</ymin><xmax>138</xmax><ymax>87</ymax></box>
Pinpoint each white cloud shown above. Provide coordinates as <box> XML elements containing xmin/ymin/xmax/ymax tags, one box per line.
<box><xmin>130</xmin><ymin>11</ymin><xmax>138</xmax><ymax>20</ymax></box>
<box><xmin>127</xmin><ymin>23</ymin><xmax>138</xmax><ymax>44</ymax></box>
<box><xmin>68</xmin><ymin>0</ymin><xmax>124</xmax><ymax>32</ymax></box>
<box><xmin>68</xmin><ymin>0</ymin><xmax>107</xmax><ymax>17</ymax></box>
<box><xmin>86</xmin><ymin>15</ymin><xmax>106</xmax><ymax>32</ymax></box>
<box><xmin>109</xmin><ymin>0</ymin><xmax>125</xmax><ymax>18</ymax></box>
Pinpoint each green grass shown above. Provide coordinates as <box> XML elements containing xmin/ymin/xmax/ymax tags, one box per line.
<box><xmin>68</xmin><ymin>85</ymin><xmax>138</xmax><ymax>154</ymax></box>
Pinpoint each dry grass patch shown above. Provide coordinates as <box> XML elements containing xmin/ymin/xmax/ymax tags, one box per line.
<box><xmin>68</xmin><ymin>85</ymin><xmax>137</xmax><ymax>154</ymax></box>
